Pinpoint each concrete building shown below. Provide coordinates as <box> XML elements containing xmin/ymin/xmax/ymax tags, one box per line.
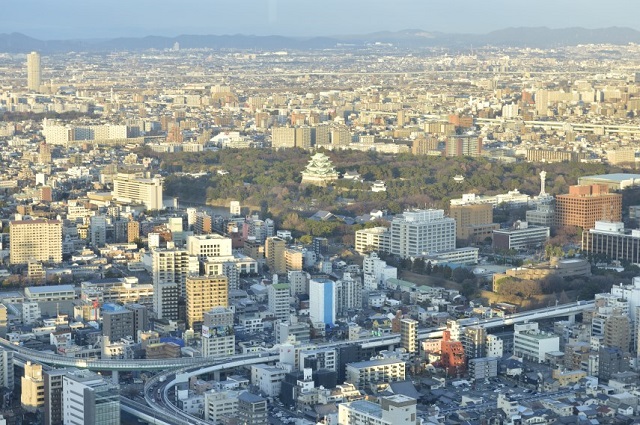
<box><xmin>355</xmin><ymin>227</ymin><xmax>390</xmax><ymax>255</ymax></box>
<box><xmin>450</xmin><ymin>204</ymin><xmax>499</xmax><ymax>245</ymax></box>
<box><xmin>604</xmin><ymin>313</ymin><xmax>631</xmax><ymax>353</ymax></box>
<box><xmin>238</xmin><ymin>392</ymin><xmax>268</xmax><ymax>425</ymax></box>
<box><xmin>27</xmin><ymin>51</ymin><xmax>41</xmax><ymax>91</ymax></box>
<box><xmin>492</xmin><ymin>221</ymin><xmax>550</xmax><ymax>250</ymax></box>
<box><xmin>112</xmin><ymin>173</ymin><xmax>163</xmax><ymax>210</ymax></box>
<box><xmin>583</xmin><ymin>221</ymin><xmax>640</xmax><ymax>264</ymax></box>
<box><xmin>265</xmin><ymin>237</ymin><xmax>286</xmax><ymax>275</ymax></box>
<box><xmin>389</xmin><ymin>210</ymin><xmax>455</xmax><ymax>258</ymax></box>
<box><xmin>268</xmin><ymin>283</ymin><xmax>290</xmax><ymax>320</ymax></box>
<box><xmin>400</xmin><ymin>319</ymin><xmax>418</xmax><ymax>354</ymax></box>
<box><xmin>0</xmin><ymin>348</ymin><xmax>13</xmax><ymax>391</ymax></box>
<box><xmin>513</xmin><ymin>322</ymin><xmax>559</xmax><ymax>363</ymax></box>
<box><xmin>462</xmin><ymin>326</ymin><xmax>487</xmax><ymax>360</ymax></box>
<box><xmin>102</xmin><ymin>304</ymin><xmax>134</xmax><ymax>342</ymax></box>
<box><xmin>309</xmin><ymin>279</ymin><xmax>336</xmax><ymax>326</ymax></box>
<box><xmin>554</xmin><ymin>184</ymin><xmax>622</xmax><ymax>230</ymax></box>
<box><xmin>468</xmin><ymin>357</ymin><xmax>498</xmax><ymax>382</ymax></box>
<box><xmin>338</xmin><ymin>395</ymin><xmax>417</xmax><ymax>425</ymax></box>
<box><xmin>44</xmin><ymin>369</ymin><xmax>66</xmax><ymax>425</ymax></box>
<box><xmin>251</xmin><ymin>365</ymin><xmax>287</xmax><ymax>397</ymax></box>
<box><xmin>152</xmin><ymin>248</ymin><xmax>199</xmax><ymax>319</ymax></box>
<box><xmin>446</xmin><ymin>135</ymin><xmax>482</xmax><ymax>157</ymax></box>
<box><xmin>62</xmin><ymin>369</ymin><xmax>120</xmax><ymax>425</ymax></box>
<box><xmin>599</xmin><ymin>346</ymin><xmax>630</xmax><ymax>381</ymax></box>
<box><xmin>345</xmin><ymin>359</ymin><xmax>406</xmax><ymax>389</ymax></box>
<box><xmin>185</xmin><ymin>276</ymin><xmax>228</xmax><ymax>330</ymax></box>
<box><xmin>10</xmin><ymin>219</ymin><xmax>62</xmax><ymax>264</ymax></box>
<box><xmin>337</xmin><ymin>274</ymin><xmax>362</xmax><ymax>315</ymax></box>
<box><xmin>187</xmin><ymin>234</ymin><xmax>233</xmax><ymax>260</ymax></box>
<box><xmin>21</xmin><ymin>362</ymin><xmax>44</xmax><ymax>413</ymax></box>
<box><xmin>204</xmin><ymin>390</ymin><xmax>239</xmax><ymax>424</ymax></box>
<box><xmin>202</xmin><ymin>307</ymin><xmax>235</xmax><ymax>358</ymax></box>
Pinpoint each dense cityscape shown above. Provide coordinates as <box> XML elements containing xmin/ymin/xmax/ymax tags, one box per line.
<box><xmin>4</xmin><ymin>20</ymin><xmax>640</xmax><ymax>425</ymax></box>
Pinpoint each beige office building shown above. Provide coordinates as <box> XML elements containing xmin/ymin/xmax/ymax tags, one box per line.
<box><xmin>10</xmin><ymin>219</ymin><xmax>62</xmax><ymax>265</ymax></box>
<box><xmin>450</xmin><ymin>204</ymin><xmax>499</xmax><ymax>244</ymax></box>
<box><xmin>21</xmin><ymin>362</ymin><xmax>44</xmax><ymax>413</ymax></box>
<box><xmin>186</xmin><ymin>276</ymin><xmax>229</xmax><ymax>330</ymax></box>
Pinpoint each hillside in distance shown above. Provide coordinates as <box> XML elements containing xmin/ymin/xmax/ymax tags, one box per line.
<box><xmin>1</xmin><ymin>27</ymin><xmax>640</xmax><ymax>53</ymax></box>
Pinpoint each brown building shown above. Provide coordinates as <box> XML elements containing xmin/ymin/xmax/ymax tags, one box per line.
<box><xmin>127</xmin><ymin>220</ymin><xmax>140</xmax><ymax>243</ymax></box>
<box><xmin>265</xmin><ymin>237</ymin><xmax>286</xmax><ymax>275</ymax></box>
<box><xmin>450</xmin><ymin>204</ymin><xmax>499</xmax><ymax>245</ymax></box>
<box><xmin>185</xmin><ymin>275</ymin><xmax>229</xmax><ymax>330</ymax></box>
<box><xmin>411</xmin><ymin>137</ymin><xmax>439</xmax><ymax>155</ymax></box>
<box><xmin>554</xmin><ymin>184</ymin><xmax>622</xmax><ymax>230</ymax></box>
<box><xmin>445</xmin><ymin>135</ymin><xmax>482</xmax><ymax>157</ymax></box>
<box><xmin>604</xmin><ymin>313</ymin><xmax>631</xmax><ymax>353</ymax></box>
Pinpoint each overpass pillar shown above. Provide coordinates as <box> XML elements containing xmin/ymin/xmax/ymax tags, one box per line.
<box><xmin>112</xmin><ymin>370</ymin><xmax>119</xmax><ymax>385</ymax></box>
<box><xmin>568</xmin><ymin>314</ymin><xmax>576</xmax><ymax>324</ymax></box>
<box><xmin>388</xmin><ymin>344</ymin><xmax>395</xmax><ymax>351</ymax></box>
<box><xmin>214</xmin><ymin>370</ymin><xmax>221</xmax><ymax>381</ymax></box>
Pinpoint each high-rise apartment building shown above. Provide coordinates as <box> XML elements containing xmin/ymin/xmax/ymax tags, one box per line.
<box><xmin>44</xmin><ymin>369</ymin><xmax>66</xmax><ymax>425</ymax></box>
<box><xmin>152</xmin><ymin>248</ymin><xmax>199</xmax><ymax>319</ymax></box>
<box><xmin>27</xmin><ymin>51</ymin><xmax>41</xmax><ymax>91</ymax></box>
<box><xmin>309</xmin><ymin>279</ymin><xmax>336</xmax><ymax>326</ymax></box>
<box><xmin>185</xmin><ymin>276</ymin><xmax>229</xmax><ymax>330</ymax></box>
<box><xmin>555</xmin><ymin>185</ymin><xmax>622</xmax><ymax>230</ymax></box>
<box><xmin>445</xmin><ymin>135</ymin><xmax>482</xmax><ymax>157</ymax></box>
<box><xmin>265</xmin><ymin>237</ymin><xmax>286</xmax><ymax>275</ymax></box>
<box><xmin>10</xmin><ymin>219</ymin><xmax>62</xmax><ymax>265</ymax></box>
<box><xmin>112</xmin><ymin>173</ymin><xmax>163</xmax><ymax>210</ymax></box>
<box><xmin>268</xmin><ymin>283</ymin><xmax>290</xmax><ymax>320</ymax></box>
<box><xmin>400</xmin><ymin>319</ymin><xmax>418</xmax><ymax>354</ymax></box>
<box><xmin>389</xmin><ymin>210</ymin><xmax>455</xmax><ymax>258</ymax></box>
<box><xmin>271</xmin><ymin>126</ymin><xmax>296</xmax><ymax>149</ymax></box>
<box><xmin>0</xmin><ymin>348</ymin><xmax>13</xmax><ymax>391</ymax></box>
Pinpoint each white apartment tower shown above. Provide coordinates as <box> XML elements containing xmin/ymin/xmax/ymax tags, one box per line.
<box><xmin>27</xmin><ymin>51</ymin><xmax>41</xmax><ymax>91</ymax></box>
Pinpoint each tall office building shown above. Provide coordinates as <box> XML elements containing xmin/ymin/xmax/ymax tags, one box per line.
<box><xmin>463</xmin><ymin>326</ymin><xmax>487</xmax><ymax>360</ymax></box>
<box><xmin>44</xmin><ymin>369</ymin><xmax>66</xmax><ymax>425</ymax></box>
<box><xmin>389</xmin><ymin>209</ymin><xmax>455</xmax><ymax>258</ymax></box>
<box><xmin>10</xmin><ymin>219</ymin><xmax>62</xmax><ymax>265</ymax></box>
<box><xmin>271</xmin><ymin>126</ymin><xmax>296</xmax><ymax>149</ymax></box>
<box><xmin>62</xmin><ymin>369</ymin><xmax>120</xmax><ymax>425</ymax></box>
<box><xmin>265</xmin><ymin>237</ymin><xmax>286</xmax><ymax>275</ymax></box>
<box><xmin>309</xmin><ymin>279</ymin><xmax>336</xmax><ymax>326</ymax></box>
<box><xmin>187</xmin><ymin>234</ymin><xmax>233</xmax><ymax>260</ymax></box>
<box><xmin>555</xmin><ymin>185</ymin><xmax>622</xmax><ymax>230</ymax></box>
<box><xmin>604</xmin><ymin>313</ymin><xmax>631</xmax><ymax>353</ymax></box>
<box><xmin>27</xmin><ymin>51</ymin><xmax>41</xmax><ymax>92</ymax></box>
<box><xmin>185</xmin><ymin>276</ymin><xmax>229</xmax><ymax>330</ymax></box>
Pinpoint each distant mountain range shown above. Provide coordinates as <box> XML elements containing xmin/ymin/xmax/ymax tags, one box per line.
<box><xmin>1</xmin><ymin>27</ymin><xmax>640</xmax><ymax>53</ymax></box>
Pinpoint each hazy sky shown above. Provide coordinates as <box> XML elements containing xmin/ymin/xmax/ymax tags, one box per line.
<box><xmin>3</xmin><ymin>0</ymin><xmax>639</xmax><ymax>39</ymax></box>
